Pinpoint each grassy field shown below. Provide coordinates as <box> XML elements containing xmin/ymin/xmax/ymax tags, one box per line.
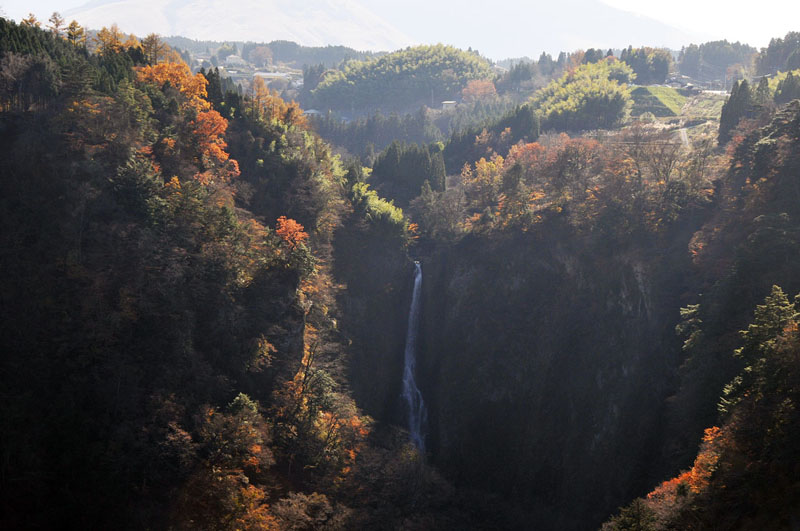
<box><xmin>680</xmin><ymin>91</ymin><xmax>726</xmax><ymax>122</ymax></box>
<box><xmin>679</xmin><ymin>91</ymin><xmax>728</xmax><ymax>142</ymax></box>
<box><xmin>630</xmin><ymin>86</ymin><xmax>687</xmax><ymax>116</ymax></box>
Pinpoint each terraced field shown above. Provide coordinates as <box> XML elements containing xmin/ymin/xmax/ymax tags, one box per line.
<box><xmin>630</xmin><ymin>86</ymin><xmax>687</xmax><ymax>116</ymax></box>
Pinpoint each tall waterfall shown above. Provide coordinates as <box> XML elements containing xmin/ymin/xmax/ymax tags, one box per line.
<box><xmin>402</xmin><ymin>261</ymin><xmax>427</xmax><ymax>452</ymax></box>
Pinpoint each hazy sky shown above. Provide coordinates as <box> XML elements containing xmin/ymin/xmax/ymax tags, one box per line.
<box><xmin>2</xmin><ymin>0</ymin><xmax>799</xmax><ymax>58</ymax></box>
<box><xmin>601</xmin><ymin>0</ymin><xmax>800</xmax><ymax>48</ymax></box>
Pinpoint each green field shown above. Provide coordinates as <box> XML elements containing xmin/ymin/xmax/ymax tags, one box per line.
<box><xmin>630</xmin><ymin>86</ymin><xmax>687</xmax><ymax>116</ymax></box>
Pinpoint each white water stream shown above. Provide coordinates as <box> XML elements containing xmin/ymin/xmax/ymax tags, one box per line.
<box><xmin>402</xmin><ymin>261</ymin><xmax>427</xmax><ymax>452</ymax></box>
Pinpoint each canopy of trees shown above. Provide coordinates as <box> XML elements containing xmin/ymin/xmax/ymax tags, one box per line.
<box><xmin>370</xmin><ymin>140</ymin><xmax>446</xmax><ymax>206</ymax></box>
<box><xmin>756</xmin><ymin>31</ymin><xmax>800</xmax><ymax>75</ymax></box>
<box><xmin>311</xmin><ymin>44</ymin><xmax>494</xmax><ymax>113</ymax></box>
<box><xmin>531</xmin><ymin>59</ymin><xmax>634</xmax><ymax>131</ymax></box>
<box><xmin>679</xmin><ymin>40</ymin><xmax>757</xmax><ymax>80</ymax></box>
<box><xmin>443</xmin><ymin>103</ymin><xmax>540</xmax><ymax>173</ymax></box>
<box><xmin>619</xmin><ymin>46</ymin><xmax>672</xmax><ymax>85</ymax></box>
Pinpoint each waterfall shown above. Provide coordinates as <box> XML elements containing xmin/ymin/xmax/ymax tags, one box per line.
<box><xmin>402</xmin><ymin>261</ymin><xmax>427</xmax><ymax>452</ymax></box>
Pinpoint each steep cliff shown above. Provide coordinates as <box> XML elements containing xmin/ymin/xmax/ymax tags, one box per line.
<box><xmin>416</xmin><ymin>218</ymin><xmax>701</xmax><ymax>529</ymax></box>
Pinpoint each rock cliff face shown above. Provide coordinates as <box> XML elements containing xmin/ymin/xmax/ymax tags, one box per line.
<box><xmin>415</xmin><ymin>223</ymin><xmax>696</xmax><ymax>529</ymax></box>
<box><xmin>333</xmin><ymin>218</ymin><xmax>414</xmax><ymax>424</ymax></box>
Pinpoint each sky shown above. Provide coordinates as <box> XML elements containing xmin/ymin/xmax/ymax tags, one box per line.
<box><xmin>600</xmin><ymin>0</ymin><xmax>800</xmax><ymax>49</ymax></box>
<box><xmin>2</xmin><ymin>0</ymin><xmax>799</xmax><ymax>59</ymax></box>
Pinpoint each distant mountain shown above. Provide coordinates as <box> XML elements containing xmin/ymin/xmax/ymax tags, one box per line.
<box><xmin>367</xmin><ymin>0</ymin><xmax>702</xmax><ymax>60</ymax></box>
<box><xmin>64</xmin><ymin>0</ymin><xmax>415</xmax><ymax>52</ymax></box>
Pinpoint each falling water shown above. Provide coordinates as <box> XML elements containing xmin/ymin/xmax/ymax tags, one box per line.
<box><xmin>402</xmin><ymin>261</ymin><xmax>427</xmax><ymax>452</ymax></box>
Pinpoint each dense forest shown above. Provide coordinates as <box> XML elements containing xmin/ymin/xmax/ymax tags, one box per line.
<box><xmin>2</xmin><ymin>14</ymin><xmax>800</xmax><ymax>531</ymax></box>
<box><xmin>308</xmin><ymin>44</ymin><xmax>495</xmax><ymax>114</ymax></box>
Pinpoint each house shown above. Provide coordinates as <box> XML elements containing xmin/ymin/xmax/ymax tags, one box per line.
<box><xmin>442</xmin><ymin>100</ymin><xmax>457</xmax><ymax>111</ymax></box>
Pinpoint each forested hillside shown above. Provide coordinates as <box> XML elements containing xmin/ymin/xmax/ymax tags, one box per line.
<box><xmin>0</xmin><ymin>19</ymin><xmax>469</xmax><ymax>529</ymax></box>
<box><xmin>309</xmin><ymin>44</ymin><xmax>494</xmax><ymax>114</ymax></box>
<box><xmin>3</xmin><ymin>15</ymin><xmax>800</xmax><ymax>531</ymax></box>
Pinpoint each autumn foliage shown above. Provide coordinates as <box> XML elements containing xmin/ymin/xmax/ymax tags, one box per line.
<box><xmin>275</xmin><ymin>216</ymin><xmax>309</xmax><ymax>249</ymax></box>
<box><xmin>461</xmin><ymin>79</ymin><xmax>497</xmax><ymax>103</ymax></box>
<box><xmin>190</xmin><ymin>109</ymin><xmax>240</xmax><ymax>183</ymax></box>
<box><xmin>136</xmin><ymin>61</ymin><xmax>210</xmax><ymax>112</ymax></box>
<box><xmin>134</xmin><ymin>61</ymin><xmax>240</xmax><ymax>184</ymax></box>
<box><xmin>251</xmin><ymin>76</ymin><xmax>307</xmax><ymax>128</ymax></box>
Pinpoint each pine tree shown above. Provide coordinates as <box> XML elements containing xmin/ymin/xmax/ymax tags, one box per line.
<box><xmin>753</xmin><ymin>76</ymin><xmax>771</xmax><ymax>106</ymax></box>
<box><xmin>718</xmin><ymin>79</ymin><xmax>752</xmax><ymax>144</ymax></box>
<box><xmin>775</xmin><ymin>72</ymin><xmax>800</xmax><ymax>104</ymax></box>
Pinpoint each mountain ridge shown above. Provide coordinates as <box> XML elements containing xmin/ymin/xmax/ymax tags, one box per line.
<box><xmin>64</xmin><ymin>0</ymin><xmax>416</xmax><ymax>52</ymax></box>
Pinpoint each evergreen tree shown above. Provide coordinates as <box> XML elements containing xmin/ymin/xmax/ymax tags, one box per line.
<box><xmin>371</xmin><ymin>141</ymin><xmax>446</xmax><ymax>206</ymax></box>
<box><xmin>775</xmin><ymin>71</ymin><xmax>800</xmax><ymax>104</ymax></box>
<box><xmin>718</xmin><ymin>79</ymin><xmax>752</xmax><ymax>144</ymax></box>
<box><xmin>753</xmin><ymin>76</ymin><xmax>772</xmax><ymax>106</ymax></box>
<box><xmin>538</xmin><ymin>52</ymin><xmax>555</xmax><ymax>76</ymax></box>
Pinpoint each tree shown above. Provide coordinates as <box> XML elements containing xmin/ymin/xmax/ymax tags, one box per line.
<box><xmin>582</xmin><ymin>48</ymin><xmax>606</xmax><ymax>64</ymax></box>
<box><xmin>216</xmin><ymin>42</ymin><xmax>236</xmax><ymax>62</ymax></box>
<box><xmin>461</xmin><ymin>79</ymin><xmax>496</xmax><ymax>103</ymax></box>
<box><xmin>20</xmin><ymin>13</ymin><xmax>41</xmax><ymax>27</ymax></box>
<box><xmin>250</xmin><ymin>76</ymin><xmax>307</xmax><ymax>127</ymax></box>
<box><xmin>249</xmin><ymin>46</ymin><xmax>273</xmax><ymax>68</ymax></box>
<box><xmin>94</xmin><ymin>24</ymin><xmax>124</xmax><ymax>55</ymax></box>
<box><xmin>620</xmin><ymin>46</ymin><xmax>672</xmax><ymax>84</ymax></box>
<box><xmin>276</xmin><ymin>216</ymin><xmax>309</xmax><ymax>249</ymax></box>
<box><xmin>538</xmin><ymin>52</ymin><xmax>555</xmax><ymax>76</ymax></box>
<box><xmin>47</xmin><ymin>12</ymin><xmax>65</xmax><ymax>36</ymax></box>
<box><xmin>753</xmin><ymin>76</ymin><xmax>772</xmax><ymax>106</ymax></box>
<box><xmin>718</xmin><ymin>79</ymin><xmax>752</xmax><ymax>144</ymax></box>
<box><xmin>531</xmin><ymin>59</ymin><xmax>634</xmax><ymax>131</ymax></box>
<box><xmin>141</xmin><ymin>33</ymin><xmax>167</xmax><ymax>65</ymax></box>
<box><xmin>505</xmin><ymin>141</ymin><xmax>547</xmax><ymax>185</ymax></box>
<box><xmin>775</xmin><ymin>71</ymin><xmax>800</xmax><ymax>104</ymax></box>
<box><xmin>123</xmin><ymin>34</ymin><xmax>140</xmax><ymax>51</ymax></box>
<box><xmin>604</xmin><ymin>499</ymin><xmax>657</xmax><ymax>530</ymax></box>
<box><xmin>720</xmin><ymin>285</ymin><xmax>795</xmax><ymax>414</ymax></box>
<box><xmin>371</xmin><ymin>141</ymin><xmax>446</xmax><ymax>206</ymax></box>
<box><xmin>546</xmin><ymin>137</ymin><xmax>603</xmax><ymax>201</ymax></box>
<box><xmin>0</xmin><ymin>53</ymin><xmax>32</xmax><ymax>111</ymax></box>
<box><xmin>311</xmin><ymin>44</ymin><xmax>494</xmax><ymax>112</ymax></box>
<box><xmin>66</xmin><ymin>21</ymin><xmax>86</xmax><ymax>47</ymax></box>
<box><xmin>191</xmin><ymin>109</ymin><xmax>239</xmax><ymax>183</ymax></box>
<box><xmin>135</xmin><ymin>61</ymin><xmax>210</xmax><ymax>112</ymax></box>
<box><xmin>410</xmin><ymin>181</ymin><xmax>465</xmax><ymax>241</ymax></box>
<box><xmin>756</xmin><ymin>31</ymin><xmax>800</xmax><ymax>74</ymax></box>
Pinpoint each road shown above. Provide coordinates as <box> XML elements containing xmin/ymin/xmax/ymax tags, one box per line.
<box><xmin>679</xmin><ymin>128</ymin><xmax>689</xmax><ymax>147</ymax></box>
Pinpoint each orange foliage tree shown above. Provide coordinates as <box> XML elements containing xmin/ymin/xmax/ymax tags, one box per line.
<box><xmin>461</xmin><ymin>79</ymin><xmax>497</xmax><ymax>103</ymax></box>
<box><xmin>135</xmin><ymin>62</ymin><xmax>210</xmax><ymax>112</ymax></box>
<box><xmin>251</xmin><ymin>77</ymin><xmax>307</xmax><ymax>128</ymax></box>
<box><xmin>275</xmin><ymin>216</ymin><xmax>309</xmax><ymax>249</ymax></box>
<box><xmin>506</xmin><ymin>141</ymin><xmax>547</xmax><ymax>183</ymax></box>
<box><xmin>136</xmin><ymin>62</ymin><xmax>241</xmax><ymax>184</ymax></box>
<box><xmin>190</xmin><ymin>109</ymin><xmax>240</xmax><ymax>184</ymax></box>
